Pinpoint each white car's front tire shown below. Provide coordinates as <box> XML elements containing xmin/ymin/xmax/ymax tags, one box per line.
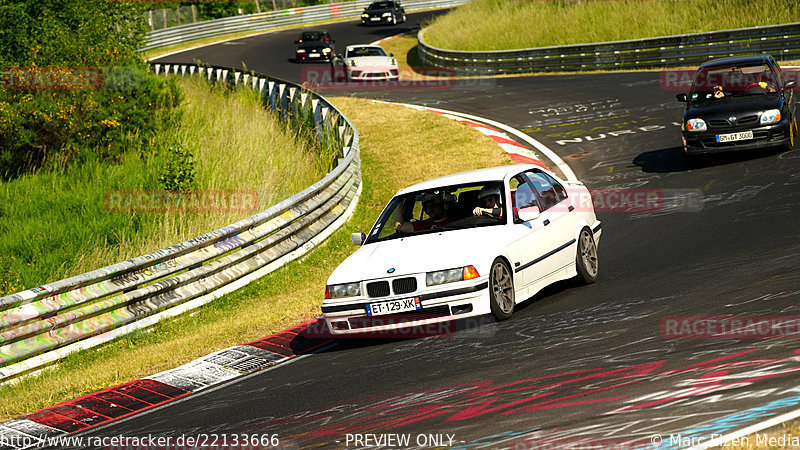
<box><xmin>489</xmin><ymin>258</ymin><xmax>514</xmax><ymax>320</ymax></box>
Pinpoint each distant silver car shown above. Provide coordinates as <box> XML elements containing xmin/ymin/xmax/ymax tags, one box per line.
<box><xmin>331</xmin><ymin>45</ymin><xmax>399</xmax><ymax>82</ymax></box>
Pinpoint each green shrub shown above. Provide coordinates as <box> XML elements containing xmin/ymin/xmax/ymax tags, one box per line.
<box><xmin>159</xmin><ymin>142</ymin><xmax>197</xmax><ymax>192</ymax></box>
<box><xmin>0</xmin><ymin>0</ymin><xmax>182</xmax><ymax>179</ymax></box>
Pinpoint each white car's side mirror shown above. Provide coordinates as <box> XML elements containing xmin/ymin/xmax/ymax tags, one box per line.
<box><xmin>351</xmin><ymin>232</ymin><xmax>366</xmax><ymax>245</ymax></box>
<box><xmin>517</xmin><ymin>207</ymin><xmax>540</xmax><ymax>222</ymax></box>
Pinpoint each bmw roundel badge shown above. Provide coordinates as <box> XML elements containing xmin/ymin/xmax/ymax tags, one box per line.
<box><xmin>387</xmin><ymin>268</ymin><xmax>396</xmax><ymax>274</ymax></box>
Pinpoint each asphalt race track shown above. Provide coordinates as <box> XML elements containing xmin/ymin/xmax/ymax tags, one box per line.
<box><xmin>104</xmin><ymin>12</ymin><xmax>800</xmax><ymax>449</ymax></box>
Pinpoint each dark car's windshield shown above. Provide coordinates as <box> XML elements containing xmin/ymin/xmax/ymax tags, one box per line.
<box><xmin>368</xmin><ymin>1</ymin><xmax>394</xmax><ymax>9</ymax></box>
<box><xmin>299</xmin><ymin>32</ymin><xmax>329</xmax><ymax>42</ymax></box>
<box><xmin>690</xmin><ymin>63</ymin><xmax>780</xmax><ymax>101</ymax></box>
<box><xmin>365</xmin><ymin>182</ymin><xmax>506</xmax><ymax>244</ymax></box>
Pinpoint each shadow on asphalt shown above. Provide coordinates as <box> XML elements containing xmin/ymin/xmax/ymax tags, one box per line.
<box><xmin>634</xmin><ymin>145</ymin><xmax>788</xmax><ymax>173</ymax></box>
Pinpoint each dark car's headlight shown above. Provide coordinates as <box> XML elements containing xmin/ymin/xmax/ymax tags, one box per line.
<box><xmin>326</xmin><ymin>282</ymin><xmax>361</xmax><ymax>299</ymax></box>
<box><xmin>686</xmin><ymin>118</ymin><xmax>707</xmax><ymax>132</ymax></box>
<box><xmin>382</xmin><ymin>12</ymin><xmax>392</xmax><ymax>17</ymax></box>
<box><xmin>426</xmin><ymin>266</ymin><xmax>480</xmax><ymax>286</ymax></box>
<box><xmin>362</xmin><ymin>13</ymin><xmax>369</xmax><ymax>18</ymax></box>
<box><xmin>296</xmin><ymin>49</ymin><xmax>306</xmax><ymax>53</ymax></box>
<box><xmin>760</xmin><ymin>109</ymin><xmax>781</xmax><ymax>125</ymax></box>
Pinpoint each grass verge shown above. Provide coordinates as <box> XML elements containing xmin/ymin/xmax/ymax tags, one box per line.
<box><xmin>0</xmin><ymin>76</ymin><xmax>324</xmax><ymax>295</ymax></box>
<box><xmin>0</xmin><ymin>97</ymin><xmax>511</xmax><ymax>421</ymax></box>
<box><xmin>423</xmin><ymin>0</ymin><xmax>799</xmax><ymax>51</ymax></box>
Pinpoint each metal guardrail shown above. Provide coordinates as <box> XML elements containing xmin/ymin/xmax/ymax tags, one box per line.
<box><xmin>142</xmin><ymin>0</ymin><xmax>469</xmax><ymax>52</ymax></box>
<box><xmin>417</xmin><ymin>22</ymin><xmax>800</xmax><ymax>75</ymax></box>
<box><xmin>0</xmin><ymin>63</ymin><xmax>361</xmax><ymax>382</ymax></box>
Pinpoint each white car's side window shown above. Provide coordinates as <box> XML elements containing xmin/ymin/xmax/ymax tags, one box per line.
<box><xmin>509</xmin><ymin>174</ymin><xmax>540</xmax><ymax>220</ymax></box>
<box><xmin>526</xmin><ymin>170</ymin><xmax>567</xmax><ymax>211</ymax></box>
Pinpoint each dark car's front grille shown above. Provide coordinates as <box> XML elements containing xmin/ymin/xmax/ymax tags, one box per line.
<box><xmin>367</xmin><ymin>281</ymin><xmax>390</xmax><ymax>298</ymax></box>
<box><xmin>392</xmin><ymin>277</ymin><xmax>417</xmax><ymax>295</ymax></box>
<box><xmin>736</xmin><ymin>114</ymin><xmax>759</xmax><ymax>126</ymax></box>
<box><xmin>709</xmin><ymin>119</ymin><xmax>730</xmax><ymax>128</ymax></box>
<box><xmin>708</xmin><ymin>114</ymin><xmax>760</xmax><ymax>129</ymax></box>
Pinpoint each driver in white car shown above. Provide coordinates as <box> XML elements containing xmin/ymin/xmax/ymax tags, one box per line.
<box><xmin>472</xmin><ymin>185</ymin><xmax>503</xmax><ymax>218</ymax></box>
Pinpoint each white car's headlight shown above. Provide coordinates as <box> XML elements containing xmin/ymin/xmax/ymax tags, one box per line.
<box><xmin>686</xmin><ymin>118</ymin><xmax>707</xmax><ymax>132</ymax></box>
<box><xmin>760</xmin><ymin>109</ymin><xmax>781</xmax><ymax>125</ymax></box>
<box><xmin>327</xmin><ymin>282</ymin><xmax>361</xmax><ymax>299</ymax></box>
<box><xmin>426</xmin><ymin>266</ymin><xmax>480</xmax><ymax>286</ymax></box>
<box><xmin>389</xmin><ymin>58</ymin><xmax>397</xmax><ymax>66</ymax></box>
<box><xmin>349</xmin><ymin>60</ymin><xmax>357</xmax><ymax>67</ymax></box>
<box><xmin>382</xmin><ymin>12</ymin><xmax>392</xmax><ymax>17</ymax></box>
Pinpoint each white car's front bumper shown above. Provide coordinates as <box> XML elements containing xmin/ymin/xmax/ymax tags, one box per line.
<box><xmin>322</xmin><ymin>279</ymin><xmax>489</xmax><ymax>337</ymax></box>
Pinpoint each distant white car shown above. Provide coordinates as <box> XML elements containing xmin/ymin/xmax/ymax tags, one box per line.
<box><xmin>321</xmin><ymin>164</ymin><xmax>602</xmax><ymax>336</ymax></box>
<box><xmin>331</xmin><ymin>44</ymin><xmax>399</xmax><ymax>81</ymax></box>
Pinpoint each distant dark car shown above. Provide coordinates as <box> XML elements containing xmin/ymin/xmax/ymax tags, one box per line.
<box><xmin>677</xmin><ymin>55</ymin><xmax>797</xmax><ymax>162</ymax></box>
<box><xmin>360</xmin><ymin>1</ymin><xmax>406</xmax><ymax>25</ymax></box>
<box><xmin>295</xmin><ymin>30</ymin><xmax>335</xmax><ymax>62</ymax></box>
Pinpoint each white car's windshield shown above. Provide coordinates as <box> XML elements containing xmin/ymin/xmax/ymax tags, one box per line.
<box><xmin>346</xmin><ymin>47</ymin><xmax>387</xmax><ymax>58</ymax></box>
<box><xmin>365</xmin><ymin>182</ymin><xmax>506</xmax><ymax>244</ymax></box>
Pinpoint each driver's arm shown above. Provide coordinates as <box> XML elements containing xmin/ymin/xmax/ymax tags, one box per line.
<box><xmin>394</xmin><ymin>200</ymin><xmax>415</xmax><ymax>233</ymax></box>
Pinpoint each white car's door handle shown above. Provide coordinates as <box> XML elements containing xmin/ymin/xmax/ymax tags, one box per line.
<box><xmin>543</xmin><ymin>219</ymin><xmax>550</xmax><ymax>226</ymax></box>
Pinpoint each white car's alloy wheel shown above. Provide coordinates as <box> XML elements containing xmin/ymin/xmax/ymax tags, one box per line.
<box><xmin>576</xmin><ymin>228</ymin><xmax>598</xmax><ymax>284</ymax></box>
<box><xmin>490</xmin><ymin>259</ymin><xmax>514</xmax><ymax>320</ymax></box>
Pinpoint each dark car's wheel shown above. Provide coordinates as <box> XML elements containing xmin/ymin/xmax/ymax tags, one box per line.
<box><xmin>391</xmin><ymin>14</ymin><xmax>397</xmax><ymax>25</ymax></box>
<box><xmin>575</xmin><ymin>228</ymin><xmax>598</xmax><ymax>285</ymax></box>
<box><xmin>785</xmin><ymin>115</ymin><xmax>797</xmax><ymax>151</ymax></box>
<box><xmin>401</xmin><ymin>13</ymin><xmax>406</xmax><ymax>23</ymax></box>
<box><xmin>489</xmin><ymin>258</ymin><xmax>514</xmax><ymax>320</ymax></box>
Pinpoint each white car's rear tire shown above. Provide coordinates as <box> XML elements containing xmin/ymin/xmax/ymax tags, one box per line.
<box><xmin>575</xmin><ymin>228</ymin><xmax>598</xmax><ymax>285</ymax></box>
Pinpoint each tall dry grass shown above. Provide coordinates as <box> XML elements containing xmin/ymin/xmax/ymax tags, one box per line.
<box><xmin>65</xmin><ymin>77</ymin><xmax>326</xmax><ymax>280</ymax></box>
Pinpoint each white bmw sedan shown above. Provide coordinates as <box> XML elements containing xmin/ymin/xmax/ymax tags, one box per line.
<box><xmin>332</xmin><ymin>44</ymin><xmax>399</xmax><ymax>81</ymax></box>
<box><xmin>321</xmin><ymin>164</ymin><xmax>601</xmax><ymax>336</ymax></box>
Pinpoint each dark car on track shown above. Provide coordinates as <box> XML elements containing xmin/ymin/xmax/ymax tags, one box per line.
<box><xmin>294</xmin><ymin>30</ymin><xmax>335</xmax><ymax>62</ymax></box>
<box><xmin>676</xmin><ymin>55</ymin><xmax>797</xmax><ymax>162</ymax></box>
<box><xmin>360</xmin><ymin>1</ymin><xmax>406</xmax><ymax>25</ymax></box>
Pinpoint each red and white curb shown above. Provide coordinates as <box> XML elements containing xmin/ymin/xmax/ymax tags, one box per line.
<box><xmin>0</xmin><ymin>320</ymin><xmax>334</xmax><ymax>449</ymax></box>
